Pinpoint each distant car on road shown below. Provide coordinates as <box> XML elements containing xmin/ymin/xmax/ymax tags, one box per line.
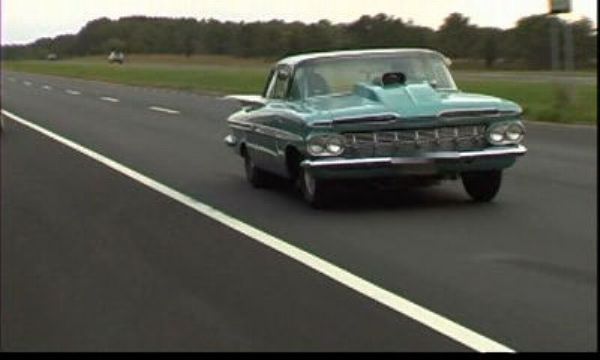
<box><xmin>47</xmin><ymin>53</ymin><xmax>58</xmax><ymax>61</ymax></box>
<box><xmin>224</xmin><ymin>49</ymin><xmax>527</xmax><ymax>207</ymax></box>
<box><xmin>108</xmin><ymin>51</ymin><xmax>125</xmax><ymax>64</ymax></box>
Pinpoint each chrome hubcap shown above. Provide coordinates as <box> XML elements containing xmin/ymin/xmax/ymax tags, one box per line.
<box><xmin>245</xmin><ymin>156</ymin><xmax>253</xmax><ymax>177</ymax></box>
<box><xmin>304</xmin><ymin>170</ymin><xmax>316</xmax><ymax>197</ymax></box>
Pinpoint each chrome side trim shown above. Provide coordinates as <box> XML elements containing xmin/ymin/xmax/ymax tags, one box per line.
<box><xmin>331</xmin><ymin>113</ymin><xmax>399</xmax><ymax>125</ymax></box>
<box><xmin>228</xmin><ymin>120</ymin><xmax>303</xmax><ymax>142</ymax></box>
<box><xmin>301</xmin><ymin>145</ymin><xmax>527</xmax><ymax>168</ymax></box>
<box><xmin>437</xmin><ymin>108</ymin><xmax>521</xmax><ymax>119</ymax></box>
<box><xmin>310</xmin><ymin>109</ymin><xmax>521</xmax><ymax>128</ymax></box>
<box><xmin>310</xmin><ymin>113</ymin><xmax>399</xmax><ymax>128</ymax></box>
<box><xmin>311</xmin><ymin>120</ymin><xmax>333</xmax><ymax>127</ymax></box>
<box><xmin>438</xmin><ymin>108</ymin><xmax>498</xmax><ymax>118</ymax></box>
<box><xmin>229</xmin><ymin>124</ymin><xmax>252</xmax><ymax>131</ymax></box>
<box><xmin>255</xmin><ymin>124</ymin><xmax>304</xmax><ymax>142</ymax></box>
<box><xmin>246</xmin><ymin>142</ymin><xmax>280</xmax><ymax>157</ymax></box>
<box><xmin>228</xmin><ymin>120</ymin><xmax>253</xmax><ymax>131</ymax></box>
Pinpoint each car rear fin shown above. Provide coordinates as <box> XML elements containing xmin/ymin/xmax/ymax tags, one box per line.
<box><xmin>224</xmin><ymin>95</ymin><xmax>267</xmax><ymax>107</ymax></box>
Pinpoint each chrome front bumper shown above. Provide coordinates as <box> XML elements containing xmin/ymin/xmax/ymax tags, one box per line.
<box><xmin>301</xmin><ymin>145</ymin><xmax>527</xmax><ymax>175</ymax></box>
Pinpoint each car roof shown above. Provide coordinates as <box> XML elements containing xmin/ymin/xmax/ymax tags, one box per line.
<box><xmin>276</xmin><ymin>48</ymin><xmax>447</xmax><ymax>67</ymax></box>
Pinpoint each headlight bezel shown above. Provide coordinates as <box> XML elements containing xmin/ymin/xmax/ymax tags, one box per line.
<box><xmin>486</xmin><ymin>121</ymin><xmax>525</xmax><ymax>146</ymax></box>
<box><xmin>306</xmin><ymin>134</ymin><xmax>346</xmax><ymax>157</ymax></box>
<box><xmin>505</xmin><ymin>123</ymin><xmax>525</xmax><ymax>143</ymax></box>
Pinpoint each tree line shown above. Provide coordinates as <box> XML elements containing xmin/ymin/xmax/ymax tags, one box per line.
<box><xmin>1</xmin><ymin>12</ymin><xmax>596</xmax><ymax>69</ymax></box>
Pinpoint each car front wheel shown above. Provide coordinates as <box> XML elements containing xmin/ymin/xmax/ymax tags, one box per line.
<box><xmin>461</xmin><ymin>170</ymin><xmax>503</xmax><ymax>202</ymax></box>
<box><xmin>244</xmin><ymin>151</ymin><xmax>271</xmax><ymax>188</ymax></box>
<box><xmin>298</xmin><ymin>167</ymin><xmax>330</xmax><ymax>208</ymax></box>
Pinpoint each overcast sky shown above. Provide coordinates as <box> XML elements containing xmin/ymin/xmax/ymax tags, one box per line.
<box><xmin>1</xmin><ymin>0</ymin><xmax>597</xmax><ymax>45</ymax></box>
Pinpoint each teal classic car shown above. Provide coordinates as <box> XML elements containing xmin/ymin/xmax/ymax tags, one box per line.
<box><xmin>224</xmin><ymin>49</ymin><xmax>527</xmax><ymax>207</ymax></box>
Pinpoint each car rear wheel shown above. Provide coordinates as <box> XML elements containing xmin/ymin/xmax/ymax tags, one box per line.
<box><xmin>461</xmin><ymin>170</ymin><xmax>503</xmax><ymax>202</ymax></box>
<box><xmin>298</xmin><ymin>167</ymin><xmax>330</xmax><ymax>208</ymax></box>
<box><xmin>244</xmin><ymin>151</ymin><xmax>271</xmax><ymax>188</ymax></box>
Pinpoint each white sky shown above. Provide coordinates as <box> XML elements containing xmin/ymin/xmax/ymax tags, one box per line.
<box><xmin>1</xmin><ymin>0</ymin><xmax>597</xmax><ymax>45</ymax></box>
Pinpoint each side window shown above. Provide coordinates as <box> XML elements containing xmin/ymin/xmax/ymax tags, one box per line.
<box><xmin>267</xmin><ymin>66</ymin><xmax>292</xmax><ymax>100</ymax></box>
<box><xmin>262</xmin><ymin>69</ymin><xmax>275</xmax><ymax>97</ymax></box>
<box><xmin>288</xmin><ymin>67</ymin><xmax>304</xmax><ymax>100</ymax></box>
<box><xmin>272</xmin><ymin>76</ymin><xmax>289</xmax><ymax>99</ymax></box>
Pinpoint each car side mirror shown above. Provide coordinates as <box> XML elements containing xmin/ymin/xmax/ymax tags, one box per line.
<box><xmin>277</xmin><ymin>69</ymin><xmax>291</xmax><ymax>81</ymax></box>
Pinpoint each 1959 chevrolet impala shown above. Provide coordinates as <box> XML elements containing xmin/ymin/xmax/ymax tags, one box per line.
<box><xmin>224</xmin><ymin>49</ymin><xmax>527</xmax><ymax>207</ymax></box>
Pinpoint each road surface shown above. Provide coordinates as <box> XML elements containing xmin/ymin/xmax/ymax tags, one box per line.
<box><xmin>1</xmin><ymin>71</ymin><xmax>596</xmax><ymax>352</ymax></box>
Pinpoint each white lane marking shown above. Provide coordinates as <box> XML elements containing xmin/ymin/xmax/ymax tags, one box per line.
<box><xmin>0</xmin><ymin>108</ymin><xmax>515</xmax><ymax>353</ymax></box>
<box><xmin>42</xmin><ymin>85</ymin><xmax>53</xmax><ymax>90</ymax></box>
<box><xmin>23</xmin><ymin>81</ymin><xmax>32</xmax><ymax>86</ymax></box>
<box><xmin>100</xmin><ymin>97</ymin><xmax>120</xmax><ymax>103</ymax></box>
<box><xmin>149</xmin><ymin>106</ymin><xmax>180</xmax><ymax>115</ymax></box>
<box><xmin>66</xmin><ymin>90</ymin><xmax>81</xmax><ymax>95</ymax></box>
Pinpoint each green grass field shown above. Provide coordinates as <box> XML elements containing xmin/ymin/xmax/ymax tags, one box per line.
<box><xmin>457</xmin><ymin>81</ymin><xmax>596</xmax><ymax>125</ymax></box>
<box><xmin>3</xmin><ymin>55</ymin><xmax>596</xmax><ymax>124</ymax></box>
<box><xmin>3</xmin><ymin>56</ymin><xmax>269</xmax><ymax>94</ymax></box>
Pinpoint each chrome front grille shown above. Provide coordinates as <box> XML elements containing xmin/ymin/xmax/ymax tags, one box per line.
<box><xmin>343</xmin><ymin>125</ymin><xmax>487</xmax><ymax>157</ymax></box>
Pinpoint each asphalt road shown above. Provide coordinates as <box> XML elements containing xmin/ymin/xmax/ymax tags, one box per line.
<box><xmin>1</xmin><ymin>71</ymin><xmax>597</xmax><ymax>352</ymax></box>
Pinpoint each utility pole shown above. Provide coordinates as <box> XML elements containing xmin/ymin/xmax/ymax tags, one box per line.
<box><xmin>563</xmin><ymin>20</ymin><xmax>575</xmax><ymax>71</ymax></box>
<box><xmin>548</xmin><ymin>0</ymin><xmax>574</xmax><ymax>72</ymax></box>
<box><xmin>548</xmin><ymin>0</ymin><xmax>576</xmax><ymax>114</ymax></box>
<box><xmin>550</xmin><ymin>18</ymin><xmax>560</xmax><ymax>71</ymax></box>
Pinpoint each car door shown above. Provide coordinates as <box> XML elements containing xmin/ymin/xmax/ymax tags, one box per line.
<box><xmin>246</xmin><ymin>65</ymin><xmax>292</xmax><ymax>174</ymax></box>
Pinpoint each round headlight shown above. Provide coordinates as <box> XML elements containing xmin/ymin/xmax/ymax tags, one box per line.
<box><xmin>505</xmin><ymin>123</ymin><xmax>525</xmax><ymax>143</ymax></box>
<box><xmin>308</xmin><ymin>134</ymin><xmax>345</xmax><ymax>156</ymax></box>
<box><xmin>308</xmin><ymin>143</ymin><xmax>325</xmax><ymax>155</ymax></box>
<box><xmin>326</xmin><ymin>137</ymin><xmax>344</xmax><ymax>155</ymax></box>
<box><xmin>488</xmin><ymin>127</ymin><xmax>506</xmax><ymax>144</ymax></box>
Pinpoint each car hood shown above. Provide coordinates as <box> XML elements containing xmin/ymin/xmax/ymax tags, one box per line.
<box><xmin>302</xmin><ymin>83</ymin><xmax>521</xmax><ymax>124</ymax></box>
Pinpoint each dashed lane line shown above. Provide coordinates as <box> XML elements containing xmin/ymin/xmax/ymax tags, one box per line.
<box><xmin>100</xmin><ymin>97</ymin><xmax>120</xmax><ymax>103</ymax></box>
<box><xmin>149</xmin><ymin>106</ymin><xmax>180</xmax><ymax>115</ymax></box>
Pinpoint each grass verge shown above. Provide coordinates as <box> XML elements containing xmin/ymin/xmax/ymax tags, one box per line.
<box><xmin>458</xmin><ymin>80</ymin><xmax>596</xmax><ymax>125</ymax></box>
<box><xmin>3</xmin><ymin>59</ymin><xmax>268</xmax><ymax>95</ymax></box>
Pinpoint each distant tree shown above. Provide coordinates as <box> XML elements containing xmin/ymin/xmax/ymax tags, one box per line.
<box><xmin>477</xmin><ymin>28</ymin><xmax>502</xmax><ymax>68</ymax></box>
<box><xmin>2</xmin><ymin>12</ymin><xmax>596</xmax><ymax>70</ymax></box>
<box><xmin>102</xmin><ymin>38</ymin><xmax>126</xmax><ymax>53</ymax></box>
<box><xmin>509</xmin><ymin>14</ymin><xmax>559</xmax><ymax>69</ymax></box>
<box><xmin>570</xmin><ymin>17</ymin><xmax>597</xmax><ymax>68</ymax></box>
<box><xmin>51</xmin><ymin>35</ymin><xmax>77</xmax><ymax>57</ymax></box>
<box><xmin>180</xmin><ymin>19</ymin><xmax>198</xmax><ymax>57</ymax></box>
<box><xmin>436</xmin><ymin>13</ymin><xmax>479</xmax><ymax>58</ymax></box>
<box><xmin>76</xmin><ymin>17</ymin><xmax>114</xmax><ymax>55</ymax></box>
<box><xmin>346</xmin><ymin>14</ymin><xmax>407</xmax><ymax>48</ymax></box>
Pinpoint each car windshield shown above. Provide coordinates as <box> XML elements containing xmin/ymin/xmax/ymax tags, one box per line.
<box><xmin>289</xmin><ymin>52</ymin><xmax>457</xmax><ymax>100</ymax></box>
